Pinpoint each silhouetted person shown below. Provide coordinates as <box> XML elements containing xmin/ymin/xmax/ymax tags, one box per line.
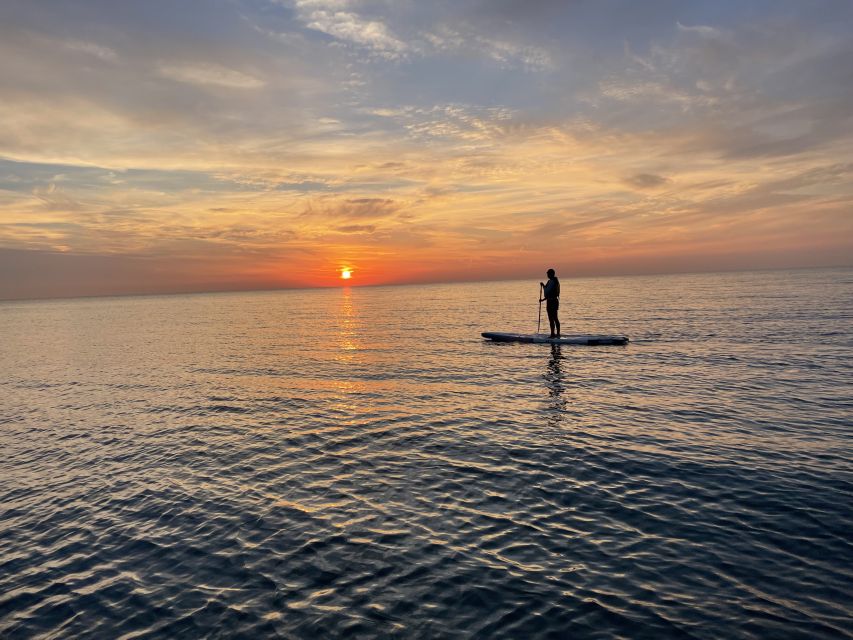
<box><xmin>540</xmin><ymin>268</ymin><xmax>561</xmax><ymax>338</ymax></box>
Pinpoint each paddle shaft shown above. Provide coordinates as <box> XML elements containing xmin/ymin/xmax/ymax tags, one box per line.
<box><xmin>537</xmin><ymin>283</ymin><xmax>543</xmax><ymax>334</ymax></box>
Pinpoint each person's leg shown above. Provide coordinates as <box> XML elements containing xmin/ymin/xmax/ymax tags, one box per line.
<box><xmin>549</xmin><ymin>300</ymin><xmax>560</xmax><ymax>337</ymax></box>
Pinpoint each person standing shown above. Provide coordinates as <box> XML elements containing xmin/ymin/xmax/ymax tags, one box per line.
<box><xmin>540</xmin><ymin>268</ymin><xmax>561</xmax><ymax>338</ymax></box>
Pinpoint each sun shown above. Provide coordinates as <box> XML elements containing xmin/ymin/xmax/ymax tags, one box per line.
<box><xmin>341</xmin><ymin>269</ymin><xmax>352</xmax><ymax>280</ymax></box>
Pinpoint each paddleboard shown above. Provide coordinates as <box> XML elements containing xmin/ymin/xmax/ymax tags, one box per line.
<box><xmin>482</xmin><ymin>332</ymin><xmax>629</xmax><ymax>346</ymax></box>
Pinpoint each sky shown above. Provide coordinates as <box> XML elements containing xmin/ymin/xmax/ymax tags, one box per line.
<box><xmin>1</xmin><ymin>0</ymin><xmax>852</xmax><ymax>299</ymax></box>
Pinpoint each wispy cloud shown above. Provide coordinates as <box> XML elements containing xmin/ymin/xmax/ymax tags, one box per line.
<box><xmin>157</xmin><ymin>62</ymin><xmax>266</xmax><ymax>88</ymax></box>
<box><xmin>302</xmin><ymin>196</ymin><xmax>401</xmax><ymax>220</ymax></box>
<box><xmin>422</xmin><ymin>25</ymin><xmax>552</xmax><ymax>70</ymax></box>
<box><xmin>290</xmin><ymin>0</ymin><xmax>407</xmax><ymax>58</ymax></box>
<box><xmin>63</xmin><ymin>39</ymin><xmax>118</xmax><ymax>61</ymax></box>
<box><xmin>477</xmin><ymin>36</ymin><xmax>553</xmax><ymax>71</ymax></box>
<box><xmin>676</xmin><ymin>22</ymin><xmax>724</xmax><ymax>39</ymax></box>
<box><xmin>624</xmin><ymin>173</ymin><xmax>669</xmax><ymax>189</ymax></box>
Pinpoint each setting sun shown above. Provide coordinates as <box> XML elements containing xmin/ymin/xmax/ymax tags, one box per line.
<box><xmin>341</xmin><ymin>269</ymin><xmax>352</xmax><ymax>280</ymax></box>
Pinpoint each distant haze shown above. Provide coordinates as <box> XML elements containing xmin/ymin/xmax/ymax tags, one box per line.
<box><xmin>1</xmin><ymin>0</ymin><xmax>852</xmax><ymax>299</ymax></box>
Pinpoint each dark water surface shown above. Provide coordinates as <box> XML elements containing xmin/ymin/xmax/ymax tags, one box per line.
<box><xmin>1</xmin><ymin>269</ymin><xmax>851</xmax><ymax>639</ymax></box>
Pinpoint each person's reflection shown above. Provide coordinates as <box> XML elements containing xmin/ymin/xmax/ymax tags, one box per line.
<box><xmin>544</xmin><ymin>344</ymin><xmax>567</xmax><ymax>417</ymax></box>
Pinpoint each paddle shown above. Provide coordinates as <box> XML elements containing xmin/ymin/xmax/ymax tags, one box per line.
<box><xmin>537</xmin><ymin>283</ymin><xmax>543</xmax><ymax>334</ymax></box>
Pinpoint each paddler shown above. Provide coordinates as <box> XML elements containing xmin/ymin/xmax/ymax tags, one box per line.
<box><xmin>540</xmin><ymin>268</ymin><xmax>561</xmax><ymax>338</ymax></box>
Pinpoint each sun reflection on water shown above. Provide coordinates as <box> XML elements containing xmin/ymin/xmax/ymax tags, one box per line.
<box><xmin>337</xmin><ymin>287</ymin><xmax>360</xmax><ymax>356</ymax></box>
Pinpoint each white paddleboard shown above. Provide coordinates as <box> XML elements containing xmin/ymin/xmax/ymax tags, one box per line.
<box><xmin>482</xmin><ymin>332</ymin><xmax>628</xmax><ymax>345</ymax></box>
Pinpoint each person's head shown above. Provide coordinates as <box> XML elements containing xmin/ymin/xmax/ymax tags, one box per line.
<box><xmin>546</xmin><ymin>268</ymin><xmax>555</xmax><ymax>278</ymax></box>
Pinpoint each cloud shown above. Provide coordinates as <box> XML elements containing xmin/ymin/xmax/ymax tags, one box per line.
<box><xmin>336</xmin><ymin>223</ymin><xmax>376</xmax><ymax>233</ymax></box>
<box><xmin>375</xmin><ymin>104</ymin><xmax>516</xmax><ymax>143</ymax></box>
<box><xmin>64</xmin><ymin>39</ymin><xmax>118</xmax><ymax>61</ymax></box>
<box><xmin>157</xmin><ymin>62</ymin><xmax>265</xmax><ymax>88</ymax></box>
<box><xmin>302</xmin><ymin>196</ymin><xmax>401</xmax><ymax>220</ymax></box>
<box><xmin>475</xmin><ymin>36</ymin><xmax>553</xmax><ymax>71</ymax></box>
<box><xmin>676</xmin><ymin>22</ymin><xmax>724</xmax><ymax>39</ymax></box>
<box><xmin>597</xmin><ymin>78</ymin><xmax>719</xmax><ymax>110</ymax></box>
<box><xmin>423</xmin><ymin>25</ymin><xmax>552</xmax><ymax>70</ymax></box>
<box><xmin>624</xmin><ymin>173</ymin><xmax>669</xmax><ymax>189</ymax></box>
<box><xmin>290</xmin><ymin>1</ymin><xmax>407</xmax><ymax>58</ymax></box>
<box><xmin>33</xmin><ymin>183</ymin><xmax>86</xmax><ymax>211</ymax></box>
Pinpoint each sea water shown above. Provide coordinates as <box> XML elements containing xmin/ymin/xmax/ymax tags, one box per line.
<box><xmin>1</xmin><ymin>268</ymin><xmax>851</xmax><ymax>638</ymax></box>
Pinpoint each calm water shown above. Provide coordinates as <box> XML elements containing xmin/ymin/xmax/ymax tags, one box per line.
<box><xmin>1</xmin><ymin>269</ymin><xmax>851</xmax><ymax>639</ymax></box>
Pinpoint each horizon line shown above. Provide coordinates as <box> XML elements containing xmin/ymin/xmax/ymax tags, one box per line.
<box><xmin>2</xmin><ymin>263</ymin><xmax>850</xmax><ymax>304</ymax></box>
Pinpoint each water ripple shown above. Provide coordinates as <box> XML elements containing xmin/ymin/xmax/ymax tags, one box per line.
<box><xmin>1</xmin><ymin>270</ymin><xmax>851</xmax><ymax>638</ymax></box>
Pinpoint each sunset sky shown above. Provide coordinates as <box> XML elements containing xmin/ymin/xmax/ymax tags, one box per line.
<box><xmin>1</xmin><ymin>0</ymin><xmax>852</xmax><ymax>299</ymax></box>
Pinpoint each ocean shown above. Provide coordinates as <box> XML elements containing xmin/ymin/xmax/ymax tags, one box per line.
<box><xmin>1</xmin><ymin>268</ymin><xmax>851</xmax><ymax>639</ymax></box>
